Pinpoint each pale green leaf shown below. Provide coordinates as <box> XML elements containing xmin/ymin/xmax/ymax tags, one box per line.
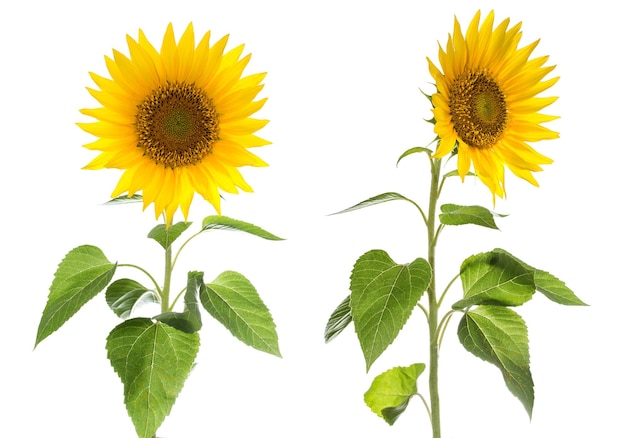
<box><xmin>440</xmin><ymin>204</ymin><xmax>501</xmax><ymax>229</ymax></box>
<box><xmin>458</xmin><ymin>306</ymin><xmax>534</xmax><ymax>417</ymax></box>
<box><xmin>201</xmin><ymin>215</ymin><xmax>283</xmax><ymax>240</ymax></box>
<box><xmin>350</xmin><ymin>250</ymin><xmax>432</xmax><ymax>371</ymax></box>
<box><xmin>35</xmin><ymin>245</ymin><xmax>116</xmax><ymax>346</ymax></box>
<box><xmin>396</xmin><ymin>146</ymin><xmax>432</xmax><ymax>166</ymax></box>
<box><xmin>453</xmin><ymin>251</ymin><xmax>535</xmax><ymax>310</ymax></box>
<box><xmin>147</xmin><ymin>222</ymin><xmax>192</xmax><ymax>250</ymax></box>
<box><xmin>201</xmin><ymin>271</ymin><xmax>281</xmax><ymax>357</ymax></box>
<box><xmin>154</xmin><ymin>271</ymin><xmax>204</xmax><ymax>334</ymax></box>
<box><xmin>331</xmin><ymin>192</ymin><xmax>421</xmax><ymax>215</ymax></box>
<box><xmin>364</xmin><ymin>363</ymin><xmax>426</xmax><ymax>425</ymax></box>
<box><xmin>107</xmin><ymin>318</ymin><xmax>199</xmax><ymax>438</ymax></box>
<box><xmin>105</xmin><ymin>194</ymin><xmax>143</xmax><ymax>204</ymax></box>
<box><xmin>105</xmin><ymin>279</ymin><xmax>159</xmax><ymax>319</ymax></box>
<box><xmin>324</xmin><ymin>295</ymin><xmax>352</xmax><ymax>343</ymax></box>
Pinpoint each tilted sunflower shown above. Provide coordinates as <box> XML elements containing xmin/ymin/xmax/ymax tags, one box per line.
<box><xmin>427</xmin><ymin>10</ymin><xmax>559</xmax><ymax>198</ymax></box>
<box><xmin>79</xmin><ymin>23</ymin><xmax>269</xmax><ymax>226</ymax></box>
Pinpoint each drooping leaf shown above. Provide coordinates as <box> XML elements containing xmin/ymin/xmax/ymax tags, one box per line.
<box><xmin>35</xmin><ymin>245</ymin><xmax>116</xmax><ymax>347</ymax></box>
<box><xmin>154</xmin><ymin>271</ymin><xmax>204</xmax><ymax>334</ymax></box>
<box><xmin>147</xmin><ymin>222</ymin><xmax>193</xmax><ymax>249</ymax></box>
<box><xmin>105</xmin><ymin>194</ymin><xmax>143</xmax><ymax>204</ymax></box>
<box><xmin>396</xmin><ymin>146</ymin><xmax>432</xmax><ymax>166</ymax></box>
<box><xmin>201</xmin><ymin>271</ymin><xmax>281</xmax><ymax>357</ymax></box>
<box><xmin>364</xmin><ymin>363</ymin><xmax>426</xmax><ymax>425</ymax></box>
<box><xmin>453</xmin><ymin>251</ymin><xmax>535</xmax><ymax>310</ymax></box>
<box><xmin>493</xmin><ymin>249</ymin><xmax>587</xmax><ymax>306</ymax></box>
<box><xmin>442</xmin><ymin>169</ymin><xmax>476</xmax><ymax>179</ymax></box>
<box><xmin>324</xmin><ymin>295</ymin><xmax>352</xmax><ymax>343</ymax></box>
<box><xmin>350</xmin><ymin>250</ymin><xmax>432</xmax><ymax>371</ymax></box>
<box><xmin>106</xmin><ymin>318</ymin><xmax>199</xmax><ymax>438</ymax></box>
<box><xmin>458</xmin><ymin>305</ymin><xmax>534</xmax><ymax>417</ymax></box>
<box><xmin>201</xmin><ymin>215</ymin><xmax>284</xmax><ymax>240</ymax></box>
<box><xmin>331</xmin><ymin>192</ymin><xmax>421</xmax><ymax>216</ymax></box>
<box><xmin>439</xmin><ymin>204</ymin><xmax>502</xmax><ymax>229</ymax></box>
<box><xmin>106</xmin><ymin>279</ymin><xmax>159</xmax><ymax>319</ymax></box>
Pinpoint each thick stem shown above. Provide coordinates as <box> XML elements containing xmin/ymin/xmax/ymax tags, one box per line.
<box><xmin>427</xmin><ymin>158</ymin><xmax>442</xmax><ymax>438</ymax></box>
<box><xmin>161</xmin><ymin>245</ymin><xmax>173</xmax><ymax>313</ymax></box>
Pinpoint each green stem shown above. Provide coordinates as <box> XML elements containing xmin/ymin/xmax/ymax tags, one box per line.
<box><xmin>427</xmin><ymin>157</ymin><xmax>442</xmax><ymax>438</ymax></box>
<box><xmin>161</xmin><ymin>245</ymin><xmax>173</xmax><ymax>313</ymax></box>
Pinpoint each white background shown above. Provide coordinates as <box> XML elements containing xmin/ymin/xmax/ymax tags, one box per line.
<box><xmin>2</xmin><ymin>0</ymin><xmax>623</xmax><ymax>437</ymax></box>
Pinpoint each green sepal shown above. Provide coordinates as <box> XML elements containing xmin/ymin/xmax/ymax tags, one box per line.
<box><xmin>154</xmin><ymin>271</ymin><xmax>204</xmax><ymax>334</ymax></box>
<box><xmin>364</xmin><ymin>363</ymin><xmax>426</xmax><ymax>425</ymax></box>
<box><xmin>440</xmin><ymin>204</ymin><xmax>503</xmax><ymax>229</ymax></box>
<box><xmin>331</xmin><ymin>192</ymin><xmax>421</xmax><ymax>216</ymax></box>
<box><xmin>396</xmin><ymin>146</ymin><xmax>432</xmax><ymax>166</ymax></box>
<box><xmin>106</xmin><ymin>318</ymin><xmax>199</xmax><ymax>438</ymax></box>
<box><xmin>350</xmin><ymin>250</ymin><xmax>432</xmax><ymax>371</ymax></box>
<box><xmin>201</xmin><ymin>271</ymin><xmax>281</xmax><ymax>357</ymax></box>
<box><xmin>201</xmin><ymin>215</ymin><xmax>284</xmax><ymax>240</ymax></box>
<box><xmin>324</xmin><ymin>295</ymin><xmax>352</xmax><ymax>343</ymax></box>
<box><xmin>105</xmin><ymin>194</ymin><xmax>143</xmax><ymax>204</ymax></box>
<box><xmin>106</xmin><ymin>279</ymin><xmax>159</xmax><ymax>319</ymax></box>
<box><xmin>35</xmin><ymin>245</ymin><xmax>116</xmax><ymax>347</ymax></box>
<box><xmin>147</xmin><ymin>222</ymin><xmax>193</xmax><ymax>250</ymax></box>
<box><xmin>453</xmin><ymin>250</ymin><xmax>535</xmax><ymax>310</ymax></box>
<box><xmin>458</xmin><ymin>305</ymin><xmax>534</xmax><ymax>417</ymax></box>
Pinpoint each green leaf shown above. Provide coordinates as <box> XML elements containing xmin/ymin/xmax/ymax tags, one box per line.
<box><xmin>439</xmin><ymin>204</ymin><xmax>502</xmax><ymax>229</ymax></box>
<box><xmin>442</xmin><ymin>169</ymin><xmax>475</xmax><ymax>179</ymax></box>
<box><xmin>453</xmin><ymin>251</ymin><xmax>535</xmax><ymax>310</ymax></box>
<box><xmin>35</xmin><ymin>245</ymin><xmax>116</xmax><ymax>347</ymax></box>
<box><xmin>105</xmin><ymin>194</ymin><xmax>143</xmax><ymax>204</ymax></box>
<box><xmin>364</xmin><ymin>363</ymin><xmax>426</xmax><ymax>425</ymax></box>
<box><xmin>147</xmin><ymin>222</ymin><xmax>193</xmax><ymax>250</ymax></box>
<box><xmin>324</xmin><ymin>295</ymin><xmax>352</xmax><ymax>343</ymax></box>
<box><xmin>105</xmin><ymin>279</ymin><xmax>159</xmax><ymax>319</ymax></box>
<box><xmin>458</xmin><ymin>306</ymin><xmax>534</xmax><ymax>417</ymax></box>
<box><xmin>350</xmin><ymin>250</ymin><xmax>432</xmax><ymax>371</ymax></box>
<box><xmin>201</xmin><ymin>215</ymin><xmax>284</xmax><ymax>240</ymax></box>
<box><xmin>493</xmin><ymin>249</ymin><xmax>587</xmax><ymax>306</ymax></box>
<box><xmin>331</xmin><ymin>192</ymin><xmax>421</xmax><ymax>215</ymax></box>
<box><xmin>396</xmin><ymin>146</ymin><xmax>432</xmax><ymax>166</ymax></box>
<box><xmin>154</xmin><ymin>271</ymin><xmax>204</xmax><ymax>334</ymax></box>
<box><xmin>201</xmin><ymin>271</ymin><xmax>281</xmax><ymax>357</ymax></box>
<box><xmin>106</xmin><ymin>318</ymin><xmax>199</xmax><ymax>438</ymax></box>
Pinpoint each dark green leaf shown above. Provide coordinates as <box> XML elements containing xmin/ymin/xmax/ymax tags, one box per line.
<box><xmin>147</xmin><ymin>222</ymin><xmax>192</xmax><ymax>250</ymax></box>
<box><xmin>105</xmin><ymin>194</ymin><xmax>143</xmax><ymax>204</ymax></box>
<box><xmin>35</xmin><ymin>245</ymin><xmax>116</xmax><ymax>347</ymax></box>
<box><xmin>331</xmin><ymin>192</ymin><xmax>421</xmax><ymax>216</ymax></box>
<box><xmin>364</xmin><ymin>363</ymin><xmax>426</xmax><ymax>425</ymax></box>
<box><xmin>154</xmin><ymin>271</ymin><xmax>204</xmax><ymax>334</ymax></box>
<box><xmin>106</xmin><ymin>279</ymin><xmax>159</xmax><ymax>319</ymax></box>
<box><xmin>350</xmin><ymin>250</ymin><xmax>432</xmax><ymax>371</ymax></box>
<box><xmin>324</xmin><ymin>295</ymin><xmax>352</xmax><ymax>343</ymax></box>
<box><xmin>440</xmin><ymin>204</ymin><xmax>502</xmax><ymax>229</ymax></box>
<box><xmin>396</xmin><ymin>146</ymin><xmax>432</xmax><ymax>166</ymax></box>
<box><xmin>106</xmin><ymin>318</ymin><xmax>199</xmax><ymax>438</ymax></box>
<box><xmin>201</xmin><ymin>216</ymin><xmax>283</xmax><ymax>240</ymax></box>
<box><xmin>493</xmin><ymin>249</ymin><xmax>587</xmax><ymax>306</ymax></box>
<box><xmin>201</xmin><ymin>271</ymin><xmax>281</xmax><ymax>357</ymax></box>
<box><xmin>453</xmin><ymin>251</ymin><xmax>535</xmax><ymax>310</ymax></box>
<box><xmin>458</xmin><ymin>306</ymin><xmax>534</xmax><ymax>417</ymax></box>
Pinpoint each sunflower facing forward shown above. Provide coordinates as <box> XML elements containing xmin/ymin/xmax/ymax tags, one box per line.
<box><xmin>428</xmin><ymin>10</ymin><xmax>559</xmax><ymax>198</ymax></box>
<box><xmin>79</xmin><ymin>24</ymin><xmax>269</xmax><ymax>226</ymax></box>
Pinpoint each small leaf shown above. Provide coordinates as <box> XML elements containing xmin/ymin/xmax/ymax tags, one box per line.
<box><xmin>396</xmin><ymin>146</ymin><xmax>432</xmax><ymax>166</ymax></box>
<box><xmin>364</xmin><ymin>363</ymin><xmax>426</xmax><ymax>425</ymax></box>
<box><xmin>324</xmin><ymin>295</ymin><xmax>352</xmax><ymax>343</ymax></box>
<box><xmin>493</xmin><ymin>249</ymin><xmax>587</xmax><ymax>306</ymax></box>
<box><xmin>350</xmin><ymin>250</ymin><xmax>432</xmax><ymax>371</ymax></box>
<box><xmin>453</xmin><ymin>251</ymin><xmax>535</xmax><ymax>310</ymax></box>
<box><xmin>35</xmin><ymin>245</ymin><xmax>116</xmax><ymax>346</ymax></box>
<box><xmin>154</xmin><ymin>271</ymin><xmax>204</xmax><ymax>334</ymax></box>
<box><xmin>331</xmin><ymin>192</ymin><xmax>421</xmax><ymax>216</ymax></box>
<box><xmin>201</xmin><ymin>271</ymin><xmax>281</xmax><ymax>357</ymax></box>
<box><xmin>442</xmin><ymin>169</ymin><xmax>476</xmax><ymax>178</ymax></box>
<box><xmin>201</xmin><ymin>215</ymin><xmax>284</xmax><ymax>240</ymax></box>
<box><xmin>439</xmin><ymin>204</ymin><xmax>502</xmax><ymax>229</ymax></box>
<box><xmin>105</xmin><ymin>194</ymin><xmax>143</xmax><ymax>204</ymax></box>
<box><xmin>106</xmin><ymin>279</ymin><xmax>159</xmax><ymax>319</ymax></box>
<box><xmin>147</xmin><ymin>222</ymin><xmax>193</xmax><ymax>249</ymax></box>
<box><xmin>458</xmin><ymin>306</ymin><xmax>534</xmax><ymax>417</ymax></box>
<box><xmin>107</xmin><ymin>318</ymin><xmax>199</xmax><ymax>438</ymax></box>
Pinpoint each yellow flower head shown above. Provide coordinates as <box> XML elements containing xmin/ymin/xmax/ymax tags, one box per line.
<box><xmin>427</xmin><ymin>11</ymin><xmax>559</xmax><ymax>198</ymax></box>
<box><xmin>79</xmin><ymin>23</ymin><xmax>269</xmax><ymax>226</ymax></box>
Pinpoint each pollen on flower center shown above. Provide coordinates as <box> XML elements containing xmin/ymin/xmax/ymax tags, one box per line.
<box><xmin>449</xmin><ymin>70</ymin><xmax>507</xmax><ymax>149</ymax></box>
<box><xmin>136</xmin><ymin>82</ymin><xmax>219</xmax><ymax>168</ymax></box>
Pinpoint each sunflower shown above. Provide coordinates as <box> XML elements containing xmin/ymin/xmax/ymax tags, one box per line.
<box><xmin>78</xmin><ymin>23</ymin><xmax>269</xmax><ymax>226</ymax></box>
<box><xmin>427</xmin><ymin>10</ymin><xmax>559</xmax><ymax>198</ymax></box>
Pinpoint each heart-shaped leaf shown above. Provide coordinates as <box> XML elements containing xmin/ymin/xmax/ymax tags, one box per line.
<box><xmin>147</xmin><ymin>221</ymin><xmax>192</xmax><ymax>249</ymax></box>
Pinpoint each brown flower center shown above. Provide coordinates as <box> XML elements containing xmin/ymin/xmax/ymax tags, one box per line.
<box><xmin>449</xmin><ymin>70</ymin><xmax>507</xmax><ymax>149</ymax></box>
<box><xmin>136</xmin><ymin>82</ymin><xmax>219</xmax><ymax>168</ymax></box>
